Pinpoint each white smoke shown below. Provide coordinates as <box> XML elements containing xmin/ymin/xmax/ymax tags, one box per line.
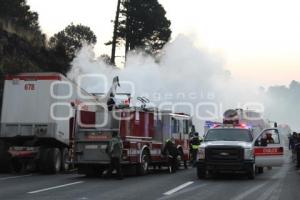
<box><xmin>264</xmin><ymin>81</ymin><xmax>300</xmax><ymax>131</ymax></box>
<box><xmin>68</xmin><ymin>34</ymin><xmax>300</xmax><ymax>132</ymax></box>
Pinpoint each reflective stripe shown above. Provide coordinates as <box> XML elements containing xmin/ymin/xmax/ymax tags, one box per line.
<box><xmin>192</xmin><ymin>145</ymin><xmax>199</xmax><ymax>150</ymax></box>
<box><xmin>254</xmin><ymin>147</ymin><xmax>284</xmax><ymax>156</ymax></box>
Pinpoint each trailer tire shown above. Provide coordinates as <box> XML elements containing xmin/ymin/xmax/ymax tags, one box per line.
<box><xmin>136</xmin><ymin>151</ymin><xmax>149</xmax><ymax>176</ymax></box>
<box><xmin>61</xmin><ymin>148</ymin><xmax>70</xmax><ymax>172</ymax></box>
<box><xmin>11</xmin><ymin>158</ymin><xmax>23</xmax><ymax>173</ymax></box>
<box><xmin>0</xmin><ymin>140</ymin><xmax>11</xmax><ymax>172</ymax></box>
<box><xmin>43</xmin><ymin>148</ymin><xmax>61</xmax><ymax>174</ymax></box>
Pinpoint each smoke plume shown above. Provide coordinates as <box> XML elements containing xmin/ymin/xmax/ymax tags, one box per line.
<box><xmin>68</xmin><ymin>34</ymin><xmax>300</xmax><ymax>133</ymax></box>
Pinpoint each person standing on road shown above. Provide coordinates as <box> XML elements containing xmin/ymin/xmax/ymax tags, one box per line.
<box><xmin>163</xmin><ymin>137</ymin><xmax>178</xmax><ymax>173</ymax></box>
<box><xmin>289</xmin><ymin>132</ymin><xmax>297</xmax><ymax>150</ymax></box>
<box><xmin>189</xmin><ymin>125</ymin><xmax>196</xmax><ymax>138</ymax></box>
<box><xmin>190</xmin><ymin>132</ymin><xmax>202</xmax><ymax>166</ymax></box>
<box><xmin>295</xmin><ymin>133</ymin><xmax>300</xmax><ymax>168</ymax></box>
<box><xmin>107</xmin><ymin>131</ymin><xmax>123</xmax><ymax>179</ymax></box>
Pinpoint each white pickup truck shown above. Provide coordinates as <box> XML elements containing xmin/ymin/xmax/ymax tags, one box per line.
<box><xmin>196</xmin><ymin>126</ymin><xmax>284</xmax><ymax>179</ymax></box>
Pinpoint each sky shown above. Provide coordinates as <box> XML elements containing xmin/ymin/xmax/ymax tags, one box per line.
<box><xmin>27</xmin><ymin>0</ymin><xmax>300</xmax><ymax>86</ymax></box>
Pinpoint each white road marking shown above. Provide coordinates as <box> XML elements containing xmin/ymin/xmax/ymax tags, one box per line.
<box><xmin>0</xmin><ymin>174</ymin><xmax>32</xmax><ymax>180</ymax></box>
<box><xmin>231</xmin><ymin>182</ymin><xmax>268</xmax><ymax>200</ymax></box>
<box><xmin>28</xmin><ymin>181</ymin><xmax>84</xmax><ymax>194</ymax></box>
<box><xmin>256</xmin><ymin>181</ymin><xmax>281</xmax><ymax>200</ymax></box>
<box><xmin>158</xmin><ymin>184</ymin><xmax>208</xmax><ymax>200</ymax></box>
<box><xmin>163</xmin><ymin>181</ymin><xmax>194</xmax><ymax>195</ymax></box>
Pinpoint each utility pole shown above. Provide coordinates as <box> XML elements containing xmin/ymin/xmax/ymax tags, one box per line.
<box><xmin>110</xmin><ymin>0</ymin><xmax>121</xmax><ymax>65</ymax></box>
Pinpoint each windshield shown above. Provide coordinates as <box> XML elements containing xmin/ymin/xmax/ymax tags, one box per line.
<box><xmin>205</xmin><ymin>129</ymin><xmax>253</xmax><ymax>142</ymax></box>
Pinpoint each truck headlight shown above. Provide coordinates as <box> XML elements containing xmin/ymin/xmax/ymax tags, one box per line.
<box><xmin>197</xmin><ymin>148</ymin><xmax>205</xmax><ymax>160</ymax></box>
<box><xmin>244</xmin><ymin>148</ymin><xmax>254</xmax><ymax>160</ymax></box>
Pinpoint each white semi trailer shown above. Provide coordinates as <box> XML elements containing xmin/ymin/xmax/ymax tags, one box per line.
<box><xmin>0</xmin><ymin>73</ymin><xmax>104</xmax><ymax>173</ymax></box>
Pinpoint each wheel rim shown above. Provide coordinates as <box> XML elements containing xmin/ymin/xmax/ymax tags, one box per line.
<box><xmin>55</xmin><ymin>152</ymin><xmax>61</xmax><ymax>172</ymax></box>
<box><xmin>63</xmin><ymin>150</ymin><xmax>69</xmax><ymax>170</ymax></box>
<box><xmin>142</xmin><ymin>155</ymin><xmax>148</xmax><ymax>171</ymax></box>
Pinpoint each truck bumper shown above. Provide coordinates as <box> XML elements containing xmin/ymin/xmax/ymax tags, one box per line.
<box><xmin>196</xmin><ymin>159</ymin><xmax>254</xmax><ymax>173</ymax></box>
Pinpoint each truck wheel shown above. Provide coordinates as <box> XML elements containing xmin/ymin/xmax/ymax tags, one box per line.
<box><xmin>11</xmin><ymin>158</ymin><xmax>23</xmax><ymax>173</ymax></box>
<box><xmin>248</xmin><ymin>164</ymin><xmax>255</xmax><ymax>180</ymax></box>
<box><xmin>44</xmin><ymin>148</ymin><xmax>61</xmax><ymax>174</ymax></box>
<box><xmin>61</xmin><ymin>148</ymin><xmax>70</xmax><ymax>172</ymax></box>
<box><xmin>136</xmin><ymin>151</ymin><xmax>149</xmax><ymax>176</ymax></box>
<box><xmin>197</xmin><ymin>166</ymin><xmax>206</xmax><ymax>179</ymax></box>
<box><xmin>257</xmin><ymin>167</ymin><xmax>264</xmax><ymax>174</ymax></box>
<box><xmin>0</xmin><ymin>140</ymin><xmax>11</xmax><ymax>172</ymax></box>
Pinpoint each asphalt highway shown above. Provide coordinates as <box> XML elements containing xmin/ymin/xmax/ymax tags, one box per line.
<box><xmin>0</xmin><ymin>154</ymin><xmax>299</xmax><ymax>200</ymax></box>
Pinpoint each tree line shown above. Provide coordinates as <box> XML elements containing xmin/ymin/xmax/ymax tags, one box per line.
<box><xmin>0</xmin><ymin>0</ymin><xmax>171</xmax><ymax>110</ymax></box>
<box><xmin>0</xmin><ymin>0</ymin><xmax>171</xmax><ymax>76</ymax></box>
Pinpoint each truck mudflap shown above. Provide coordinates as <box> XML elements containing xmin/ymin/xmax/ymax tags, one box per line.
<box><xmin>8</xmin><ymin>147</ymin><xmax>39</xmax><ymax>173</ymax></box>
<box><xmin>8</xmin><ymin>147</ymin><xmax>39</xmax><ymax>158</ymax></box>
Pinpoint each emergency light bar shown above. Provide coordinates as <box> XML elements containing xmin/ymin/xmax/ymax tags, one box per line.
<box><xmin>205</xmin><ymin>121</ymin><xmax>222</xmax><ymax>129</ymax></box>
<box><xmin>214</xmin><ymin>123</ymin><xmax>251</xmax><ymax>129</ymax></box>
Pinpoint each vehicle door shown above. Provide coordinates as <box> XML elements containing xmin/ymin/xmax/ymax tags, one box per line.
<box><xmin>253</xmin><ymin>128</ymin><xmax>284</xmax><ymax>167</ymax></box>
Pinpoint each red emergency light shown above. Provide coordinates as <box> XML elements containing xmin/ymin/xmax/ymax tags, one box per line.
<box><xmin>239</xmin><ymin>123</ymin><xmax>247</xmax><ymax>128</ymax></box>
<box><xmin>212</xmin><ymin>123</ymin><xmax>250</xmax><ymax>129</ymax></box>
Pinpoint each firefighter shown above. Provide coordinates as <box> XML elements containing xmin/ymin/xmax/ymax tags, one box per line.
<box><xmin>107</xmin><ymin>131</ymin><xmax>123</xmax><ymax>179</ymax></box>
<box><xmin>189</xmin><ymin>125</ymin><xmax>196</xmax><ymax>138</ymax></box>
<box><xmin>264</xmin><ymin>132</ymin><xmax>275</xmax><ymax>170</ymax></box>
<box><xmin>163</xmin><ymin>137</ymin><xmax>178</xmax><ymax>173</ymax></box>
<box><xmin>190</xmin><ymin>132</ymin><xmax>202</xmax><ymax>166</ymax></box>
<box><xmin>266</xmin><ymin>132</ymin><xmax>275</xmax><ymax>144</ymax></box>
<box><xmin>289</xmin><ymin>132</ymin><xmax>297</xmax><ymax>150</ymax></box>
<box><xmin>289</xmin><ymin>132</ymin><xmax>296</xmax><ymax>162</ymax></box>
<box><xmin>107</xmin><ymin>93</ymin><xmax>118</xmax><ymax>129</ymax></box>
<box><xmin>295</xmin><ymin>133</ymin><xmax>300</xmax><ymax>168</ymax></box>
<box><xmin>107</xmin><ymin>92</ymin><xmax>116</xmax><ymax>111</ymax></box>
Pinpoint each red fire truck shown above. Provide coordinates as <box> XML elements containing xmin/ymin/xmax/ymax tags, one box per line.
<box><xmin>74</xmin><ymin>97</ymin><xmax>192</xmax><ymax>176</ymax></box>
